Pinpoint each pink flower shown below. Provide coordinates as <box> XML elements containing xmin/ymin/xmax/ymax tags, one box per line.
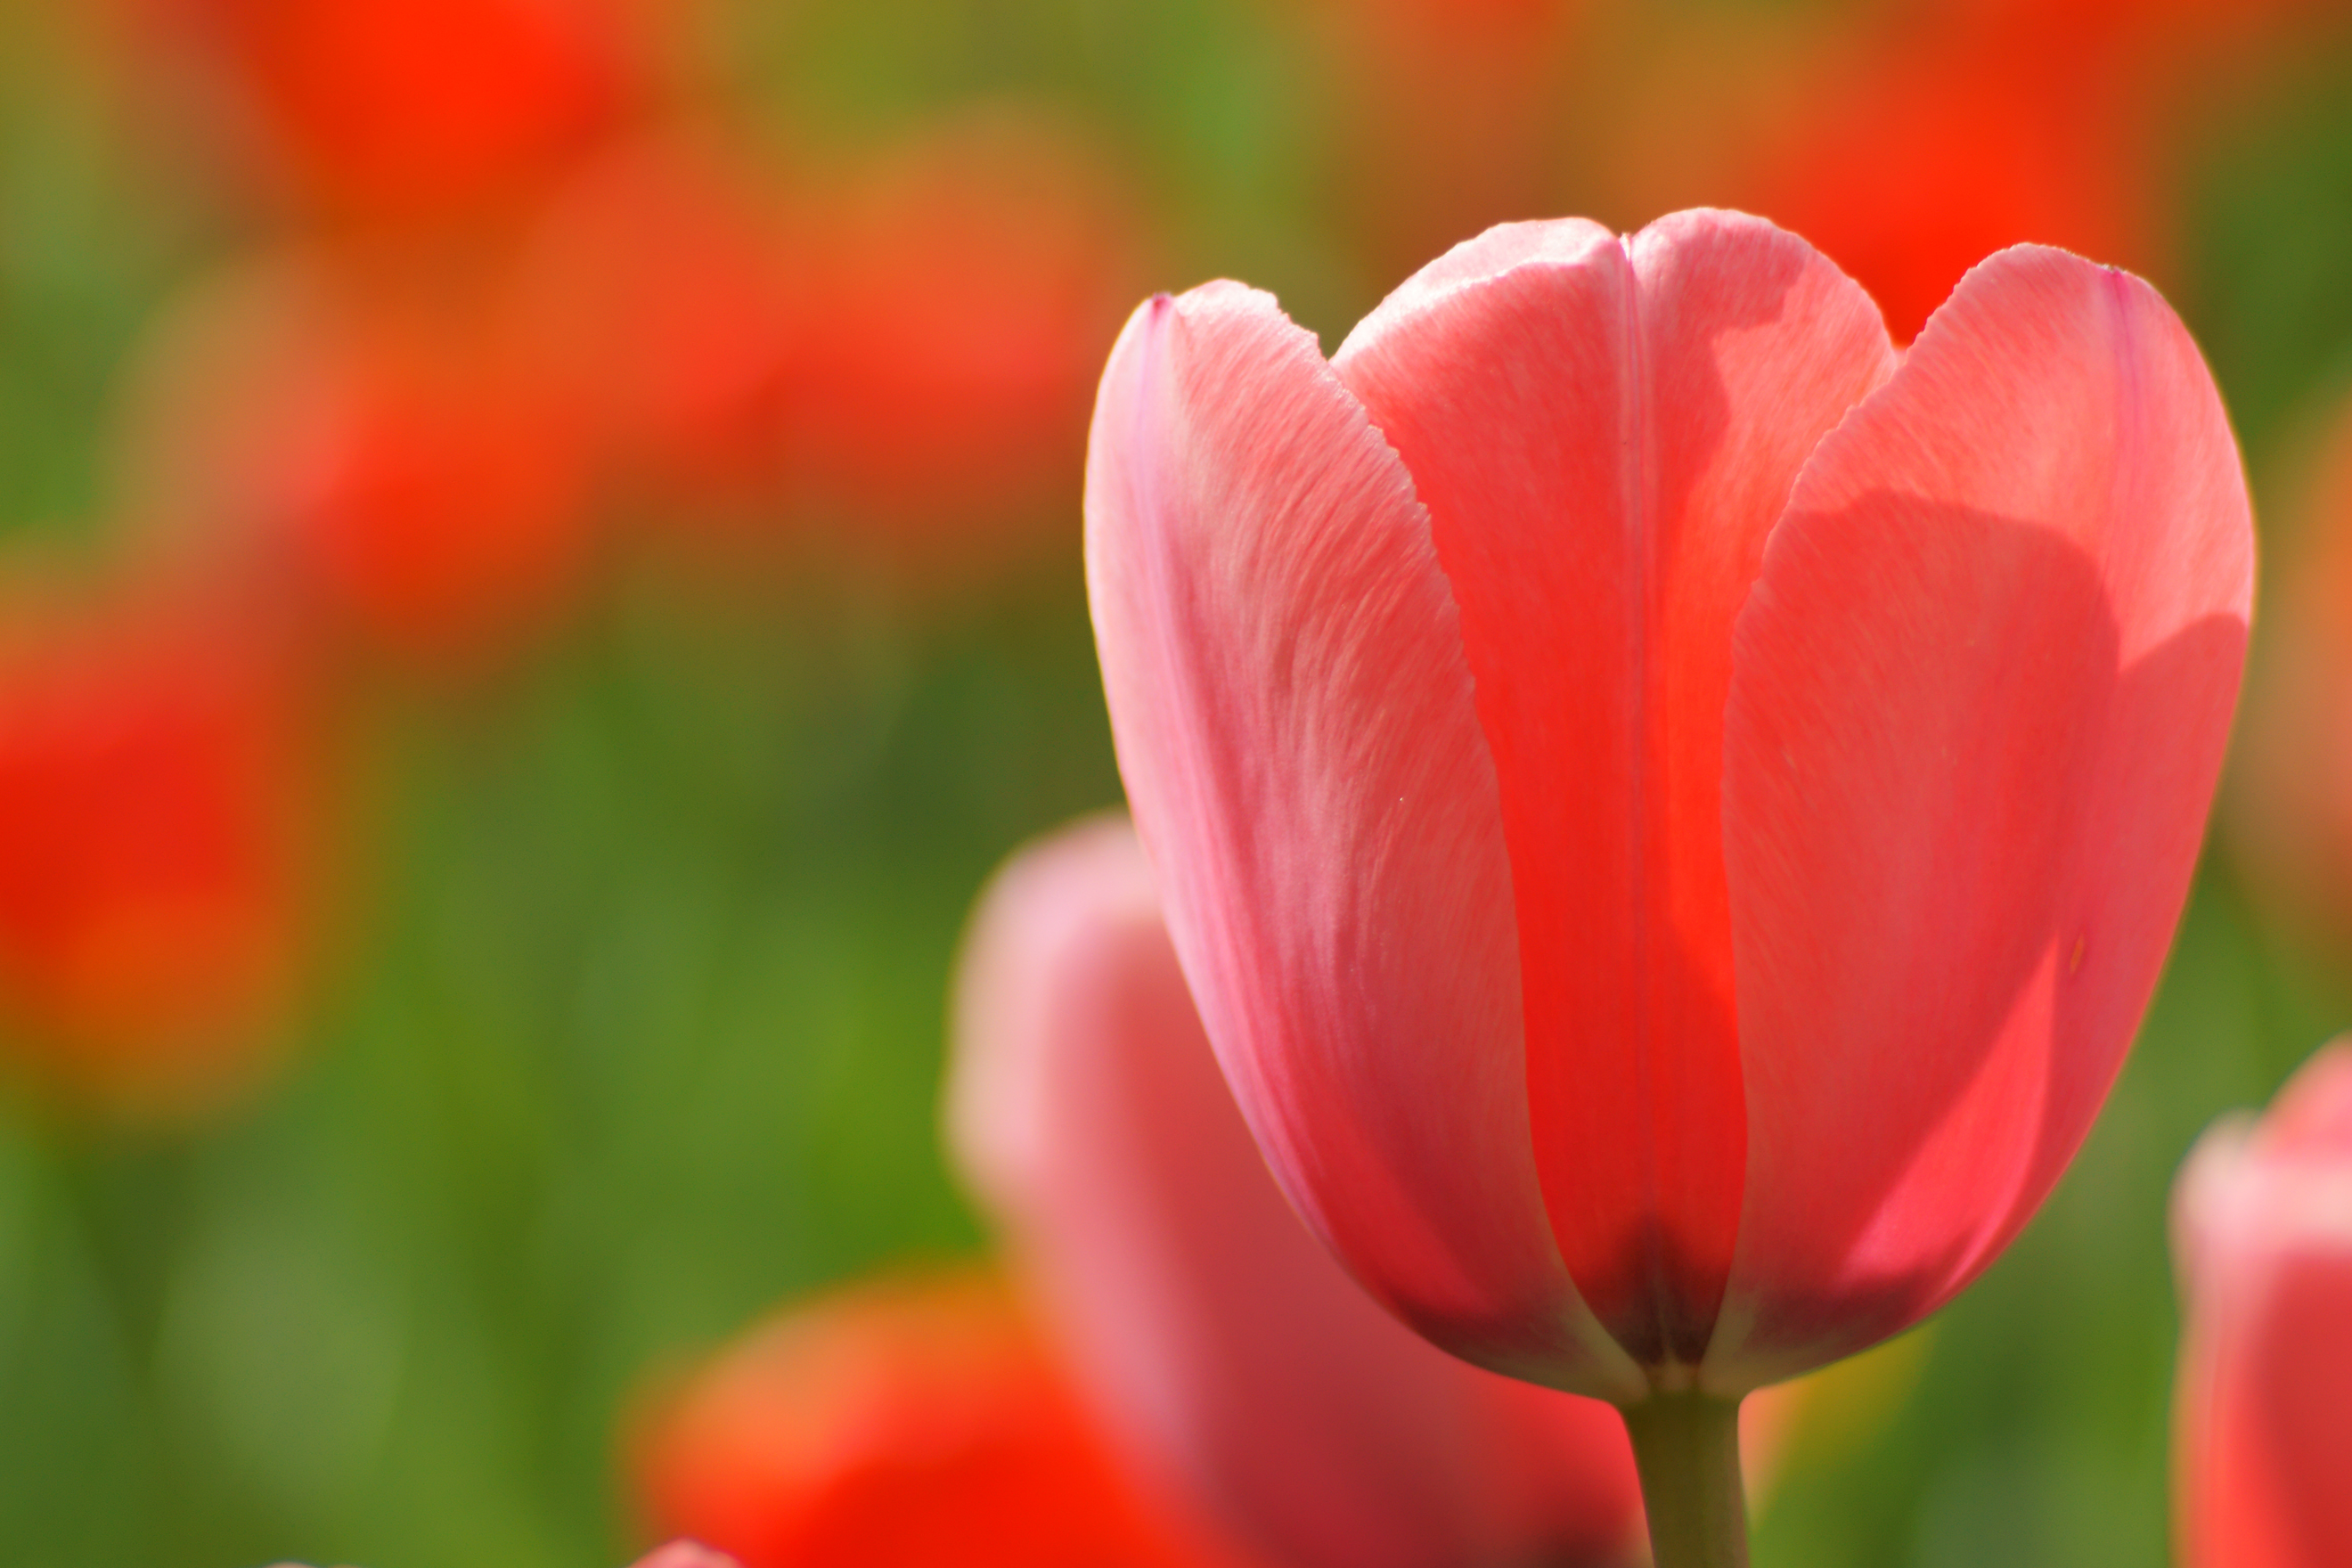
<box><xmin>2175</xmin><ymin>1042</ymin><xmax>2352</xmax><ymax>1568</ymax></box>
<box><xmin>947</xmin><ymin>813</ymin><xmax>1646</xmax><ymax>1568</ymax></box>
<box><xmin>629</xmin><ymin>1543</ymin><xmax>745</xmax><ymax>1568</ymax></box>
<box><xmin>1084</xmin><ymin>209</ymin><xmax>2252</xmax><ymax>1399</ymax></box>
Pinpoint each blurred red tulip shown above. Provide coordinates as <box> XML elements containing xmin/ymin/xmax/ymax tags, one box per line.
<box><xmin>631</xmin><ymin>1273</ymin><xmax>1262</xmax><ymax>1568</ymax></box>
<box><xmin>1742</xmin><ymin>29</ymin><xmax>2151</xmax><ymax>344</ymax></box>
<box><xmin>516</xmin><ymin>129</ymin><xmax>806</xmax><ymax>519</ymax></box>
<box><xmin>0</xmin><ymin>584</ymin><xmax>319</xmax><ymax>1111</ymax></box>
<box><xmin>1085</xmin><ymin>212</ymin><xmax>2250</xmax><ymax>1409</ymax></box>
<box><xmin>948</xmin><ymin>815</ymin><xmax>1647</xmax><ymax>1568</ymax></box>
<box><xmin>138</xmin><ymin>0</ymin><xmax>646</xmax><ymax>221</ymax></box>
<box><xmin>116</xmin><ymin>254</ymin><xmax>595</xmax><ymax>674</ymax></box>
<box><xmin>787</xmin><ymin>113</ymin><xmax>1145</xmax><ymax>559</ymax></box>
<box><xmin>2175</xmin><ymin>1041</ymin><xmax>2352</xmax><ymax>1568</ymax></box>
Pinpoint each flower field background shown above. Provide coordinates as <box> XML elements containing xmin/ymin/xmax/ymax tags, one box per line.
<box><xmin>0</xmin><ymin>1</ymin><xmax>2349</xmax><ymax>1564</ymax></box>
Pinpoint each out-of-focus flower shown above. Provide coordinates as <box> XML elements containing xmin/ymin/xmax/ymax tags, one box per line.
<box><xmin>630</xmin><ymin>1272</ymin><xmax>1262</xmax><ymax>1568</ymax></box>
<box><xmin>2174</xmin><ymin>1041</ymin><xmax>2352</xmax><ymax>1568</ymax></box>
<box><xmin>1723</xmin><ymin>0</ymin><xmax>2348</xmax><ymax>345</ymax></box>
<box><xmin>947</xmin><ymin>813</ymin><xmax>1647</xmax><ymax>1568</ymax></box>
<box><xmin>1084</xmin><ymin>212</ymin><xmax>2250</xmax><ymax>1405</ymax></box>
<box><xmin>515</xmin><ymin>128</ymin><xmax>805</xmax><ymax>521</ymax></box>
<box><xmin>785</xmin><ymin>112</ymin><xmax>1146</xmax><ymax>564</ymax></box>
<box><xmin>131</xmin><ymin>0</ymin><xmax>647</xmax><ymax>222</ymax></box>
<box><xmin>265</xmin><ymin>1552</ymin><xmax>735</xmax><ymax>1568</ymax></box>
<box><xmin>1739</xmin><ymin>27</ymin><xmax>2149</xmax><ymax>344</ymax></box>
<box><xmin>114</xmin><ymin>253</ymin><xmax>595</xmax><ymax>674</ymax></box>
<box><xmin>630</xmin><ymin>1544</ymin><xmax>744</xmax><ymax>1568</ymax></box>
<box><xmin>2226</xmin><ymin>396</ymin><xmax>2352</xmax><ymax>949</ymax></box>
<box><xmin>0</xmin><ymin>579</ymin><xmax>323</xmax><ymax>1113</ymax></box>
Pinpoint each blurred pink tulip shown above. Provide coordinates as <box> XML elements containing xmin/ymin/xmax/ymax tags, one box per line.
<box><xmin>2175</xmin><ymin>1041</ymin><xmax>2352</xmax><ymax>1568</ymax></box>
<box><xmin>947</xmin><ymin>813</ymin><xmax>1647</xmax><ymax>1568</ymax></box>
<box><xmin>1085</xmin><ymin>209</ymin><xmax>2252</xmax><ymax>1401</ymax></box>
<box><xmin>630</xmin><ymin>1544</ymin><xmax>744</xmax><ymax>1568</ymax></box>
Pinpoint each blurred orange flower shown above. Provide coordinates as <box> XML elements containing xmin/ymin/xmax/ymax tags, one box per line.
<box><xmin>785</xmin><ymin>113</ymin><xmax>1147</xmax><ymax>563</ymax></box>
<box><xmin>517</xmin><ymin>129</ymin><xmax>808</xmax><ymax>520</ymax></box>
<box><xmin>136</xmin><ymin>0</ymin><xmax>651</xmax><ymax>222</ymax></box>
<box><xmin>0</xmin><ymin>581</ymin><xmax>322</xmax><ymax>1112</ymax></box>
<box><xmin>116</xmin><ymin>253</ymin><xmax>596</xmax><ymax>674</ymax></box>
<box><xmin>1741</xmin><ymin>25</ymin><xmax>2150</xmax><ymax>344</ymax></box>
<box><xmin>630</xmin><ymin>1273</ymin><xmax>1263</xmax><ymax>1568</ymax></box>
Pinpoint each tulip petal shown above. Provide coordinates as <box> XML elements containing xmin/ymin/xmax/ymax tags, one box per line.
<box><xmin>1084</xmin><ymin>285</ymin><xmax>1637</xmax><ymax>1395</ymax></box>
<box><xmin>1713</xmin><ymin>246</ymin><xmax>2253</xmax><ymax>1388</ymax></box>
<box><xmin>1333</xmin><ymin>212</ymin><xmax>1895</xmax><ymax>1368</ymax></box>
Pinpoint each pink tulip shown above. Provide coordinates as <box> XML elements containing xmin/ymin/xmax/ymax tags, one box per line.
<box><xmin>630</xmin><ymin>1544</ymin><xmax>744</xmax><ymax>1568</ymax></box>
<box><xmin>1083</xmin><ymin>209</ymin><xmax>2251</xmax><ymax>1409</ymax></box>
<box><xmin>2175</xmin><ymin>1041</ymin><xmax>2352</xmax><ymax>1568</ymax></box>
<box><xmin>947</xmin><ymin>813</ymin><xmax>1647</xmax><ymax>1568</ymax></box>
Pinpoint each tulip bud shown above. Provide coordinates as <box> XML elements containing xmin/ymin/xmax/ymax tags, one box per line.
<box><xmin>628</xmin><ymin>1271</ymin><xmax>1257</xmax><ymax>1568</ymax></box>
<box><xmin>2174</xmin><ymin>1041</ymin><xmax>2352</xmax><ymax>1568</ymax></box>
<box><xmin>948</xmin><ymin>814</ymin><xmax>1649</xmax><ymax>1568</ymax></box>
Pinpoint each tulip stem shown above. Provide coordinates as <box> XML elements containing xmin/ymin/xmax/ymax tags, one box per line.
<box><xmin>1619</xmin><ymin>1390</ymin><xmax>1749</xmax><ymax>1568</ymax></box>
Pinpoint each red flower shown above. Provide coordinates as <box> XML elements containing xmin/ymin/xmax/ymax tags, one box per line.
<box><xmin>786</xmin><ymin>114</ymin><xmax>1145</xmax><ymax>561</ymax></box>
<box><xmin>2175</xmin><ymin>1041</ymin><xmax>2352</xmax><ymax>1568</ymax></box>
<box><xmin>1742</xmin><ymin>29</ymin><xmax>2150</xmax><ymax>345</ymax></box>
<box><xmin>631</xmin><ymin>1274</ymin><xmax>1262</xmax><ymax>1568</ymax></box>
<box><xmin>144</xmin><ymin>0</ymin><xmax>645</xmax><ymax>221</ymax></box>
<box><xmin>0</xmin><ymin>585</ymin><xmax>320</xmax><ymax>1110</ymax></box>
<box><xmin>1084</xmin><ymin>211</ymin><xmax>2250</xmax><ymax>1401</ymax></box>
<box><xmin>512</xmin><ymin>129</ymin><xmax>807</xmax><ymax>526</ymax></box>
<box><xmin>948</xmin><ymin>814</ymin><xmax>1648</xmax><ymax>1568</ymax></box>
<box><xmin>118</xmin><ymin>254</ymin><xmax>594</xmax><ymax>673</ymax></box>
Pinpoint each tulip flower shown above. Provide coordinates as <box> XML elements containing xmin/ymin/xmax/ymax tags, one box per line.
<box><xmin>115</xmin><ymin>254</ymin><xmax>593</xmax><ymax>674</ymax></box>
<box><xmin>2174</xmin><ymin>1041</ymin><xmax>2352</xmax><ymax>1568</ymax></box>
<box><xmin>631</xmin><ymin>1272</ymin><xmax>1261</xmax><ymax>1568</ymax></box>
<box><xmin>631</xmin><ymin>1545</ymin><xmax>744</xmax><ymax>1568</ymax></box>
<box><xmin>1742</xmin><ymin>32</ymin><xmax>2152</xmax><ymax>346</ymax></box>
<box><xmin>137</xmin><ymin>0</ymin><xmax>643</xmax><ymax>221</ymax></box>
<box><xmin>947</xmin><ymin>813</ymin><xmax>1648</xmax><ymax>1568</ymax></box>
<box><xmin>0</xmin><ymin>584</ymin><xmax>320</xmax><ymax>1113</ymax></box>
<box><xmin>1085</xmin><ymin>209</ymin><xmax>2251</xmax><ymax>1563</ymax></box>
<box><xmin>786</xmin><ymin>112</ymin><xmax>1145</xmax><ymax>565</ymax></box>
<box><xmin>515</xmin><ymin>131</ymin><xmax>805</xmax><ymax>519</ymax></box>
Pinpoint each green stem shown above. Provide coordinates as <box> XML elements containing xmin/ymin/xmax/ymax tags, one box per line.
<box><xmin>1619</xmin><ymin>1390</ymin><xmax>1750</xmax><ymax>1568</ymax></box>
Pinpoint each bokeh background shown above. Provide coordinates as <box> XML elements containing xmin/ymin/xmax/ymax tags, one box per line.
<box><xmin>3</xmin><ymin>0</ymin><xmax>2352</xmax><ymax>1564</ymax></box>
